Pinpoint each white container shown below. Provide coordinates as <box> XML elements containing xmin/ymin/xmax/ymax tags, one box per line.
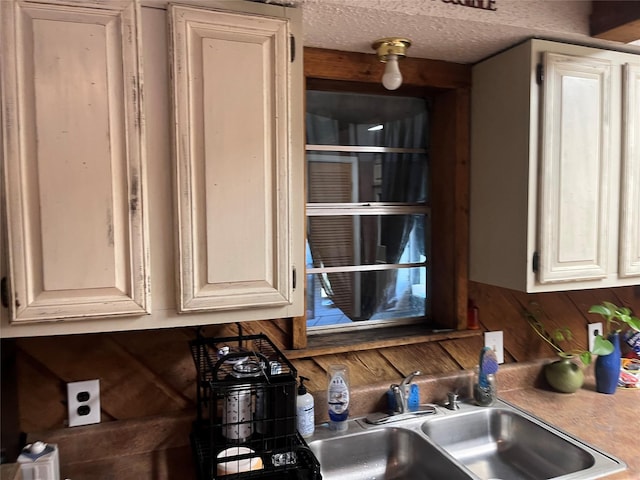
<box><xmin>216</xmin><ymin>446</ymin><xmax>263</xmax><ymax>476</ymax></box>
<box><xmin>296</xmin><ymin>376</ymin><xmax>315</xmax><ymax>438</ymax></box>
<box><xmin>17</xmin><ymin>442</ymin><xmax>60</xmax><ymax>480</ymax></box>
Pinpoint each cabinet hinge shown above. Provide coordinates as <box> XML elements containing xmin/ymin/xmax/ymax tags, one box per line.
<box><xmin>1</xmin><ymin>277</ymin><xmax>8</xmax><ymax>308</ymax></box>
<box><xmin>532</xmin><ymin>252</ymin><xmax>540</xmax><ymax>273</ymax></box>
<box><xmin>292</xmin><ymin>266</ymin><xmax>297</xmax><ymax>290</ymax></box>
<box><xmin>290</xmin><ymin>35</ymin><xmax>295</xmax><ymax>62</ymax></box>
<box><xmin>536</xmin><ymin>63</ymin><xmax>544</xmax><ymax>85</ymax></box>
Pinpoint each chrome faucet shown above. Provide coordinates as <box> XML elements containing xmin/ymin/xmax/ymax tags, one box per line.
<box><xmin>364</xmin><ymin>370</ymin><xmax>435</xmax><ymax>425</ymax></box>
<box><xmin>391</xmin><ymin>370</ymin><xmax>421</xmax><ymax>414</ymax></box>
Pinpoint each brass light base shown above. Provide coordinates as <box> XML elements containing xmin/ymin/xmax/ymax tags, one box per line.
<box><xmin>372</xmin><ymin>38</ymin><xmax>412</xmax><ymax>62</ymax></box>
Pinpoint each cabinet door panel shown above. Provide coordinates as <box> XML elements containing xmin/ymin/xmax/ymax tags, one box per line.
<box><xmin>170</xmin><ymin>5</ymin><xmax>292</xmax><ymax>312</ymax></box>
<box><xmin>538</xmin><ymin>53</ymin><xmax>612</xmax><ymax>283</ymax></box>
<box><xmin>1</xmin><ymin>0</ymin><xmax>149</xmax><ymax>323</ymax></box>
<box><xmin>619</xmin><ymin>62</ymin><xmax>640</xmax><ymax>278</ymax></box>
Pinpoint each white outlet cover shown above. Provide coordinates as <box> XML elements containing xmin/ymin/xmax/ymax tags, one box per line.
<box><xmin>588</xmin><ymin>322</ymin><xmax>603</xmax><ymax>352</ymax></box>
<box><xmin>67</xmin><ymin>379</ymin><xmax>100</xmax><ymax>427</ymax></box>
<box><xmin>484</xmin><ymin>331</ymin><xmax>505</xmax><ymax>364</ymax></box>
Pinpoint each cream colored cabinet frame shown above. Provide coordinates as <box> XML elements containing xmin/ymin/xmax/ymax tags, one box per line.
<box><xmin>168</xmin><ymin>3</ymin><xmax>303</xmax><ymax>313</ymax></box>
<box><xmin>470</xmin><ymin>39</ymin><xmax>638</xmax><ymax>292</ymax></box>
<box><xmin>619</xmin><ymin>62</ymin><xmax>640</xmax><ymax>278</ymax></box>
<box><xmin>1</xmin><ymin>0</ymin><xmax>150</xmax><ymax>323</ymax></box>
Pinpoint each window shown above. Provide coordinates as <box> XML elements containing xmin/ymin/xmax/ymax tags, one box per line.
<box><xmin>290</xmin><ymin>48</ymin><xmax>470</xmax><ymax>351</ymax></box>
<box><xmin>305</xmin><ymin>90</ymin><xmax>431</xmax><ymax>332</ymax></box>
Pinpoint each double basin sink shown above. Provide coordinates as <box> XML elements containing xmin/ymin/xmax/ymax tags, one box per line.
<box><xmin>307</xmin><ymin>399</ymin><xmax>626</xmax><ymax>480</ymax></box>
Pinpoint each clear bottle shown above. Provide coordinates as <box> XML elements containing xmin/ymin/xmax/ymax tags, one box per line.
<box><xmin>296</xmin><ymin>376</ymin><xmax>315</xmax><ymax>438</ymax></box>
<box><xmin>327</xmin><ymin>364</ymin><xmax>349</xmax><ymax>431</ymax></box>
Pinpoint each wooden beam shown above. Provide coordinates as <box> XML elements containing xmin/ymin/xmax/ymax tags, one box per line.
<box><xmin>590</xmin><ymin>1</ymin><xmax>640</xmax><ymax>43</ymax></box>
<box><xmin>304</xmin><ymin>47</ymin><xmax>470</xmax><ymax>90</ymax></box>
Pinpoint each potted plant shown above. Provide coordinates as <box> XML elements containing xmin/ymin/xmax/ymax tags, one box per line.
<box><xmin>588</xmin><ymin>301</ymin><xmax>640</xmax><ymax>394</ymax></box>
<box><xmin>524</xmin><ymin>305</ymin><xmax>596</xmax><ymax>393</ymax></box>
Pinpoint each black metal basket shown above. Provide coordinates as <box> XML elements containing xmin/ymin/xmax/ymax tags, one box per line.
<box><xmin>189</xmin><ymin>333</ymin><xmax>321</xmax><ymax>480</ymax></box>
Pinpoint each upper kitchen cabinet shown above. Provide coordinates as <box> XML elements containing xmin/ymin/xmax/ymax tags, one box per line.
<box><xmin>1</xmin><ymin>0</ymin><xmax>150</xmax><ymax>323</ymax></box>
<box><xmin>620</xmin><ymin>63</ymin><xmax>640</xmax><ymax>277</ymax></box>
<box><xmin>470</xmin><ymin>39</ymin><xmax>640</xmax><ymax>292</ymax></box>
<box><xmin>168</xmin><ymin>2</ymin><xmax>304</xmax><ymax>314</ymax></box>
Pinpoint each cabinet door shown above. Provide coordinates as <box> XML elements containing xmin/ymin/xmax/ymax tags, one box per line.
<box><xmin>619</xmin><ymin>62</ymin><xmax>640</xmax><ymax>278</ymax></box>
<box><xmin>538</xmin><ymin>52</ymin><xmax>613</xmax><ymax>284</ymax></box>
<box><xmin>1</xmin><ymin>0</ymin><xmax>150</xmax><ymax>323</ymax></box>
<box><xmin>169</xmin><ymin>5</ymin><xmax>296</xmax><ymax>312</ymax></box>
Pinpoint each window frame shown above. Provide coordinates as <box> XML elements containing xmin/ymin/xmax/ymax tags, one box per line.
<box><xmin>291</xmin><ymin>47</ymin><xmax>471</xmax><ymax>350</ymax></box>
<box><xmin>305</xmin><ymin>104</ymin><xmax>432</xmax><ymax>330</ymax></box>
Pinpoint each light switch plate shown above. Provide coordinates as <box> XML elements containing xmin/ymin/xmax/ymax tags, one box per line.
<box><xmin>484</xmin><ymin>331</ymin><xmax>504</xmax><ymax>364</ymax></box>
<box><xmin>588</xmin><ymin>322</ymin><xmax>603</xmax><ymax>352</ymax></box>
<box><xmin>67</xmin><ymin>379</ymin><xmax>100</xmax><ymax>427</ymax></box>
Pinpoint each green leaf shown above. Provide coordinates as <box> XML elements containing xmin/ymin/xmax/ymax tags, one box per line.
<box><xmin>592</xmin><ymin>335</ymin><xmax>614</xmax><ymax>356</ymax></box>
<box><xmin>553</xmin><ymin>330</ymin><xmax>566</xmax><ymax>343</ymax></box>
<box><xmin>579</xmin><ymin>351</ymin><xmax>592</xmax><ymax>366</ymax></box>
<box><xmin>625</xmin><ymin>315</ymin><xmax>640</xmax><ymax>332</ymax></box>
<box><xmin>588</xmin><ymin>305</ymin><xmax>611</xmax><ymax>317</ymax></box>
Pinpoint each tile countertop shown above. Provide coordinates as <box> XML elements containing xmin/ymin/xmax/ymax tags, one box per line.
<box><xmin>500</xmin><ymin>381</ymin><xmax>639</xmax><ymax>480</ymax></box>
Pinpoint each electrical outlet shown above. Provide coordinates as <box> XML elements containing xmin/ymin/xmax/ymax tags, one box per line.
<box><xmin>67</xmin><ymin>379</ymin><xmax>100</xmax><ymax>427</ymax></box>
<box><xmin>484</xmin><ymin>330</ymin><xmax>504</xmax><ymax>364</ymax></box>
<box><xmin>588</xmin><ymin>322</ymin><xmax>603</xmax><ymax>352</ymax></box>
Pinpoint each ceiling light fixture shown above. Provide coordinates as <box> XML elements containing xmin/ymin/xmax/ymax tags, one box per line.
<box><xmin>372</xmin><ymin>38</ymin><xmax>411</xmax><ymax>91</ymax></box>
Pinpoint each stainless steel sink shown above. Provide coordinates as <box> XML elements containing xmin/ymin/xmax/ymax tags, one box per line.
<box><xmin>307</xmin><ymin>399</ymin><xmax>626</xmax><ymax>480</ymax></box>
<box><xmin>308</xmin><ymin>426</ymin><xmax>473</xmax><ymax>480</ymax></box>
<box><xmin>421</xmin><ymin>403</ymin><xmax>624</xmax><ymax>479</ymax></box>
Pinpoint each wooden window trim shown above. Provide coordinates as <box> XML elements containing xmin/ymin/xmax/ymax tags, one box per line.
<box><xmin>291</xmin><ymin>47</ymin><xmax>471</xmax><ymax>351</ymax></box>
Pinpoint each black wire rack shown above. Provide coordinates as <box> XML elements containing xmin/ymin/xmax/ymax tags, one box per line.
<box><xmin>189</xmin><ymin>333</ymin><xmax>321</xmax><ymax>480</ymax></box>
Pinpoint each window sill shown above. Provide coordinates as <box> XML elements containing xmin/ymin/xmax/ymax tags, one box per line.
<box><xmin>283</xmin><ymin>324</ymin><xmax>483</xmax><ymax>359</ymax></box>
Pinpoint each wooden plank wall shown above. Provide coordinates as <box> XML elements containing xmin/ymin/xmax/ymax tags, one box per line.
<box><xmin>9</xmin><ymin>283</ymin><xmax>639</xmax><ymax>433</ymax></box>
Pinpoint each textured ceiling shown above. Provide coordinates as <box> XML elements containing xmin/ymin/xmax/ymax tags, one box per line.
<box><xmin>293</xmin><ymin>0</ymin><xmax>640</xmax><ymax>63</ymax></box>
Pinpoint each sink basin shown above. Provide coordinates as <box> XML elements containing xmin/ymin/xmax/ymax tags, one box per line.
<box><xmin>306</xmin><ymin>399</ymin><xmax>625</xmax><ymax>480</ymax></box>
<box><xmin>422</xmin><ymin>407</ymin><xmax>593</xmax><ymax>479</ymax></box>
<box><xmin>421</xmin><ymin>401</ymin><xmax>626</xmax><ymax>480</ymax></box>
<box><xmin>308</xmin><ymin>426</ymin><xmax>472</xmax><ymax>480</ymax></box>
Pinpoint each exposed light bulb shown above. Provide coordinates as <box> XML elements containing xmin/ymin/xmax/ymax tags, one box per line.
<box><xmin>382</xmin><ymin>54</ymin><xmax>402</xmax><ymax>90</ymax></box>
<box><xmin>368</xmin><ymin>124</ymin><xmax>384</xmax><ymax>131</ymax></box>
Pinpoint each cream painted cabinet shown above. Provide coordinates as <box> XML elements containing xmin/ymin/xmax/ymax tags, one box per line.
<box><xmin>470</xmin><ymin>39</ymin><xmax>640</xmax><ymax>292</ymax></box>
<box><xmin>0</xmin><ymin>0</ymin><xmax>304</xmax><ymax>336</ymax></box>
<box><xmin>620</xmin><ymin>63</ymin><xmax>640</xmax><ymax>277</ymax></box>
<box><xmin>1</xmin><ymin>0</ymin><xmax>150</xmax><ymax>323</ymax></box>
<box><xmin>168</xmin><ymin>3</ymin><xmax>304</xmax><ymax>314</ymax></box>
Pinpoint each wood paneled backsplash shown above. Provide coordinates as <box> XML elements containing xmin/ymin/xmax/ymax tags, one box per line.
<box><xmin>7</xmin><ymin>283</ymin><xmax>640</xmax><ymax>434</ymax></box>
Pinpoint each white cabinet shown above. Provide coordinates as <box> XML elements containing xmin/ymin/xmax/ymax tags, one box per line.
<box><xmin>469</xmin><ymin>39</ymin><xmax>640</xmax><ymax>292</ymax></box>
<box><xmin>1</xmin><ymin>0</ymin><xmax>304</xmax><ymax>336</ymax></box>
<box><xmin>620</xmin><ymin>63</ymin><xmax>640</xmax><ymax>277</ymax></box>
<box><xmin>168</xmin><ymin>3</ymin><xmax>304</xmax><ymax>314</ymax></box>
<box><xmin>1</xmin><ymin>0</ymin><xmax>151</xmax><ymax>323</ymax></box>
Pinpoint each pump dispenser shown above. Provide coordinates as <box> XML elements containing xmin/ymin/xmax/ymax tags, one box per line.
<box><xmin>296</xmin><ymin>376</ymin><xmax>315</xmax><ymax>438</ymax></box>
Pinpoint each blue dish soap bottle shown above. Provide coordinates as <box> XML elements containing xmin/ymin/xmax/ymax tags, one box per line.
<box><xmin>327</xmin><ymin>364</ymin><xmax>349</xmax><ymax>431</ymax></box>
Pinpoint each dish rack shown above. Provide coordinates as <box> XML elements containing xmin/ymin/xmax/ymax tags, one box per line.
<box><xmin>189</xmin><ymin>333</ymin><xmax>321</xmax><ymax>480</ymax></box>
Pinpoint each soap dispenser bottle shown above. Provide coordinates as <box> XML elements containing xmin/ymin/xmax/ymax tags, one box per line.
<box><xmin>296</xmin><ymin>376</ymin><xmax>315</xmax><ymax>438</ymax></box>
<box><xmin>327</xmin><ymin>364</ymin><xmax>350</xmax><ymax>431</ymax></box>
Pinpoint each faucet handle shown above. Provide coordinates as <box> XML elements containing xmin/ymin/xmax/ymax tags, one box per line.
<box><xmin>445</xmin><ymin>391</ymin><xmax>460</xmax><ymax>410</ymax></box>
